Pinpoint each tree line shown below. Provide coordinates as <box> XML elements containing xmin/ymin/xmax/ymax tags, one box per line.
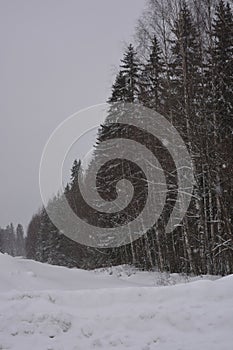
<box><xmin>0</xmin><ymin>223</ymin><xmax>25</xmax><ymax>257</ymax></box>
<box><xmin>25</xmin><ymin>0</ymin><xmax>233</xmax><ymax>275</ymax></box>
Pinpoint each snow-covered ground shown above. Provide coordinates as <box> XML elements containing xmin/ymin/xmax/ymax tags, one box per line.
<box><xmin>0</xmin><ymin>253</ymin><xmax>232</xmax><ymax>350</ymax></box>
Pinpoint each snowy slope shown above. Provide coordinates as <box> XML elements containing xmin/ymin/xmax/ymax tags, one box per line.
<box><xmin>0</xmin><ymin>253</ymin><xmax>232</xmax><ymax>350</ymax></box>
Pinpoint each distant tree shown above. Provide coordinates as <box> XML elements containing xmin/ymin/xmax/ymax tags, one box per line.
<box><xmin>26</xmin><ymin>161</ymin><xmax>90</xmax><ymax>268</ymax></box>
<box><xmin>16</xmin><ymin>224</ymin><xmax>25</xmax><ymax>256</ymax></box>
<box><xmin>0</xmin><ymin>228</ymin><xmax>4</xmax><ymax>253</ymax></box>
<box><xmin>3</xmin><ymin>223</ymin><xmax>16</xmax><ymax>256</ymax></box>
<box><xmin>26</xmin><ymin>213</ymin><xmax>41</xmax><ymax>260</ymax></box>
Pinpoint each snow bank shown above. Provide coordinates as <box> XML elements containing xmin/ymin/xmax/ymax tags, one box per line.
<box><xmin>0</xmin><ymin>253</ymin><xmax>232</xmax><ymax>350</ymax></box>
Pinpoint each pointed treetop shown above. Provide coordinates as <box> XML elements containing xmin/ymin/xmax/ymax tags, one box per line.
<box><xmin>70</xmin><ymin>159</ymin><xmax>81</xmax><ymax>184</ymax></box>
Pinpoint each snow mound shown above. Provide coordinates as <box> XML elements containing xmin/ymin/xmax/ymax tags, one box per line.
<box><xmin>0</xmin><ymin>253</ymin><xmax>232</xmax><ymax>350</ymax></box>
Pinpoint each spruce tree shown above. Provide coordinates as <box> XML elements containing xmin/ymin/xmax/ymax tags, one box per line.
<box><xmin>138</xmin><ymin>35</ymin><xmax>164</xmax><ymax>111</ymax></box>
<box><xmin>3</xmin><ymin>223</ymin><xmax>16</xmax><ymax>256</ymax></box>
<box><xmin>26</xmin><ymin>213</ymin><xmax>41</xmax><ymax>260</ymax></box>
<box><xmin>108</xmin><ymin>71</ymin><xmax>127</xmax><ymax>103</ymax></box>
<box><xmin>70</xmin><ymin>159</ymin><xmax>81</xmax><ymax>188</ymax></box>
<box><xmin>168</xmin><ymin>0</ymin><xmax>202</xmax><ymax>140</ymax></box>
<box><xmin>119</xmin><ymin>44</ymin><xmax>140</xmax><ymax>103</ymax></box>
<box><xmin>166</xmin><ymin>1</ymin><xmax>204</xmax><ymax>274</ymax></box>
<box><xmin>212</xmin><ymin>0</ymin><xmax>233</xmax><ymax>129</ymax></box>
<box><xmin>209</xmin><ymin>0</ymin><xmax>233</xmax><ymax>270</ymax></box>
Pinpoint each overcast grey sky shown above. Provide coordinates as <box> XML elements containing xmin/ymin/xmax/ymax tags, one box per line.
<box><xmin>0</xmin><ymin>0</ymin><xmax>146</xmax><ymax>229</ymax></box>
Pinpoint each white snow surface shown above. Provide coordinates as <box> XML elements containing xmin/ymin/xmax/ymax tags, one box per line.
<box><xmin>0</xmin><ymin>253</ymin><xmax>232</xmax><ymax>350</ymax></box>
